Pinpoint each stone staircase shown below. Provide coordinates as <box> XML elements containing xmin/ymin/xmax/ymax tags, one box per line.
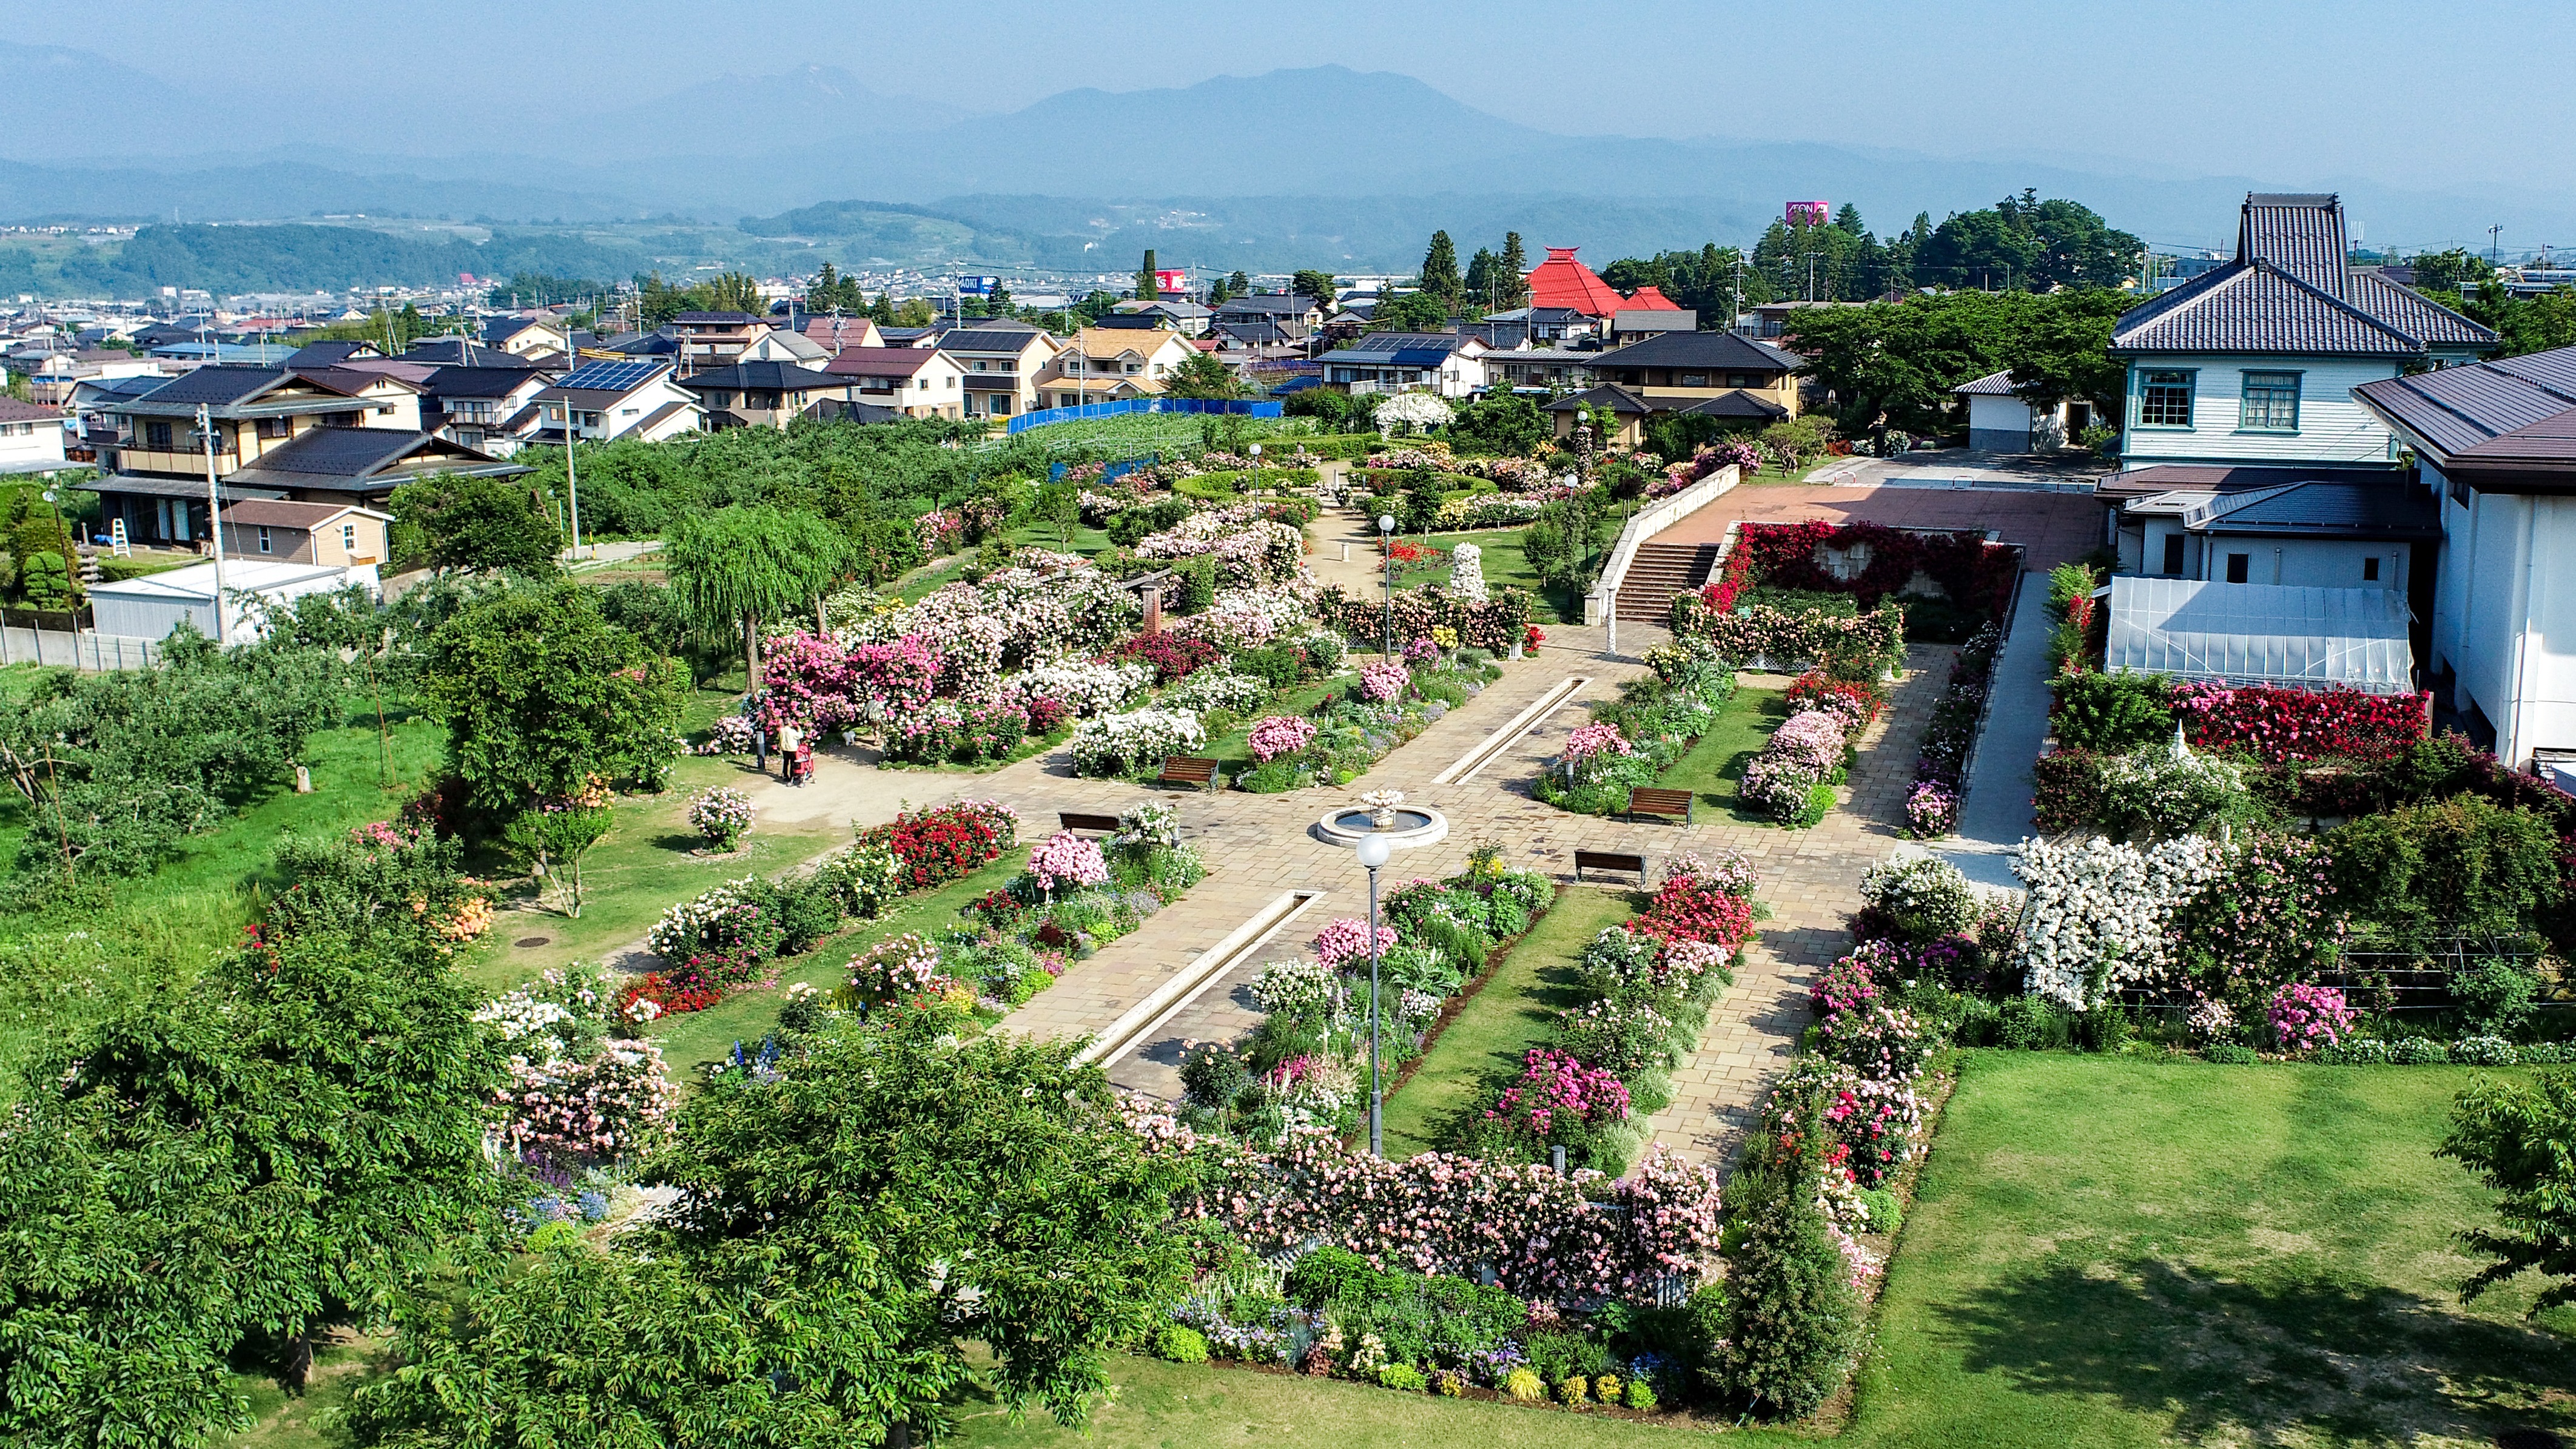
<box><xmin>1612</xmin><ymin>541</ymin><xmax>1723</xmax><ymax>621</ymax></box>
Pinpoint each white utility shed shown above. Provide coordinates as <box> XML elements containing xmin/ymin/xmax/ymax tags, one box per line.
<box><xmin>88</xmin><ymin>559</ymin><xmax>377</xmax><ymax>643</ymax></box>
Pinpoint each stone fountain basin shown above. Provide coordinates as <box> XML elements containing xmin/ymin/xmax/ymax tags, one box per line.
<box><xmin>1313</xmin><ymin>805</ymin><xmax>1449</xmax><ymax>850</ymax></box>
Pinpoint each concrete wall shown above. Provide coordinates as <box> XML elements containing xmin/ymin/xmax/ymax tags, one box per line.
<box><xmin>2198</xmin><ymin>533</ymin><xmax>2406</xmax><ymax>590</ymax></box>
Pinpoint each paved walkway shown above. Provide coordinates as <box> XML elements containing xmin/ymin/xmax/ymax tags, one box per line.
<box><xmin>1937</xmin><ymin>576</ymin><xmax>2056</xmax><ymax>890</ymax></box>
<box><xmin>1652</xmin><ymin>482</ymin><xmax>2104</xmax><ymax>573</ymax></box>
<box><xmin>965</xmin><ymin>628</ymin><xmax>1945</xmax><ymax>1166</ymax></box>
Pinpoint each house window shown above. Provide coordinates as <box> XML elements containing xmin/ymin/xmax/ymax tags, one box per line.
<box><xmin>144</xmin><ymin>420</ymin><xmax>173</xmax><ymax>449</ymax></box>
<box><xmin>2362</xmin><ymin>556</ymin><xmax>2381</xmax><ymax>582</ymax></box>
<box><xmin>1727</xmin><ymin>372</ymin><xmax>1760</xmax><ymax>388</ymax></box>
<box><xmin>257</xmin><ymin>416</ymin><xmax>290</xmax><ymax>440</ymax></box>
<box><xmin>2162</xmin><ymin>534</ymin><xmax>2185</xmax><ymax>575</ymax></box>
<box><xmin>255</xmin><ymin>526</ymin><xmax>273</xmax><ymax>554</ymax></box>
<box><xmin>1680</xmin><ymin>372</ymin><xmax>1708</xmax><ymax>387</ymax></box>
<box><xmin>2139</xmin><ymin>370</ymin><xmax>2194</xmax><ymax>427</ymax></box>
<box><xmin>2225</xmin><ymin>552</ymin><xmax>2250</xmax><ymax>583</ymax></box>
<box><xmin>2239</xmin><ymin>371</ymin><xmax>2301</xmax><ymax>431</ymax></box>
<box><xmin>342</xmin><ymin>523</ymin><xmax>357</xmax><ymax>554</ymax></box>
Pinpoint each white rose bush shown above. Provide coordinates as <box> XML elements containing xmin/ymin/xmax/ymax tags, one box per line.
<box><xmin>2010</xmin><ymin>833</ymin><xmax>2220</xmax><ymax>1009</ymax></box>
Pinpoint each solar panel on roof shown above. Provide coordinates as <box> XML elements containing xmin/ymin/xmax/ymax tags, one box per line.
<box><xmin>556</xmin><ymin>360</ymin><xmax>661</xmax><ymax>392</ymax></box>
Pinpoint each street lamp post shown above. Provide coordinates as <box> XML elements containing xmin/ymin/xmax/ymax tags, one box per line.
<box><xmin>1248</xmin><ymin>440</ymin><xmax>1261</xmax><ymax>501</ymax></box>
<box><xmin>1356</xmin><ymin>832</ymin><xmax>1392</xmax><ymax>1156</ymax></box>
<box><xmin>1376</xmin><ymin>513</ymin><xmax>1396</xmax><ymax>659</ymax></box>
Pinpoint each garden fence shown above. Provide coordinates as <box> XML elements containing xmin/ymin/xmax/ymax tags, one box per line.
<box><xmin>1005</xmin><ymin>397</ymin><xmax>1282</xmax><ymax>434</ymax></box>
<box><xmin>2113</xmin><ymin>931</ymin><xmax>2552</xmax><ymax>1018</ymax></box>
<box><xmin>0</xmin><ymin>626</ymin><xmax>163</xmax><ymax>672</ymax></box>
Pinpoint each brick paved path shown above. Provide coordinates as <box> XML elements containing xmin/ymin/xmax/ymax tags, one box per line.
<box><xmin>954</xmin><ymin>629</ymin><xmax>1950</xmax><ymax>1169</ymax></box>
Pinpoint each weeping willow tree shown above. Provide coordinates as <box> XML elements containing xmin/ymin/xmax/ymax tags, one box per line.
<box><xmin>664</xmin><ymin>505</ymin><xmax>852</xmax><ymax>679</ymax></box>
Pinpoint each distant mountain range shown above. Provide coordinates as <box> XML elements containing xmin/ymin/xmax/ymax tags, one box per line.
<box><xmin>0</xmin><ymin>55</ymin><xmax>2564</xmax><ymax>280</ymax></box>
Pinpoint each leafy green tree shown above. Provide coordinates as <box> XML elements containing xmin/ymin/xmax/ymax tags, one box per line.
<box><xmin>389</xmin><ymin>472</ymin><xmax>564</xmax><ymax>576</ymax></box>
<box><xmin>665</xmin><ymin>505</ymin><xmax>852</xmax><ymax>677</ymax></box>
<box><xmin>2408</xmin><ymin>248</ymin><xmax>2495</xmax><ymax>297</ymax></box>
<box><xmin>1033</xmin><ymin>479</ymin><xmax>1083</xmax><ymax>550</ymax></box>
<box><xmin>1604</xmin><ymin>243</ymin><xmax>1764</xmax><ymax>326</ymax></box>
<box><xmin>1290</xmin><ymin>269</ymin><xmax>1337</xmax><ymax>312</ymax></box>
<box><xmin>1162</xmin><ymin>347</ymin><xmax>1248</xmax><ymax>400</ymax></box>
<box><xmin>420</xmin><ymin>582</ymin><xmax>686</xmax><ymax>814</ymax></box>
<box><xmin>0</xmin><ymin>927</ymin><xmax>506</xmax><ymax>1447</ymax></box>
<box><xmin>1783</xmin><ymin>289</ymin><xmax>2133</xmax><ymax>442</ymax></box>
<box><xmin>1915</xmin><ymin>189</ymin><xmax>2142</xmax><ymax>291</ymax></box>
<box><xmin>1419</xmin><ymin>230</ymin><xmax>1462</xmax><ymax>313</ymax></box>
<box><xmin>1369</xmin><ymin>291</ymin><xmax>1448</xmax><ymax>333</ymax></box>
<box><xmin>805</xmin><ymin>261</ymin><xmax>867</xmax><ymax>314</ymax></box>
<box><xmin>2440</xmin><ymin>1070</ymin><xmax>2576</xmax><ymax>1312</ymax></box>
<box><xmin>503</xmin><ymin>802</ymin><xmax>614</xmax><ymax>916</ymax></box>
<box><xmin>1448</xmin><ymin>388</ymin><xmax>1547</xmax><ymax>456</ymax></box>
<box><xmin>1498</xmin><ymin>232</ymin><xmax>1530</xmax><ymax>308</ymax></box>
<box><xmin>2464</xmin><ymin>281</ymin><xmax>2576</xmax><ymax>358</ymax></box>
<box><xmin>348</xmin><ymin>1020</ymin><xmax>1200</xmax><ymax>1448</ymax></box>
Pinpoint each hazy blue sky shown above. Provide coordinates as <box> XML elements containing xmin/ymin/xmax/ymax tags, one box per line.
<box><xmin>8</xmin><ymin>0</ymin><xmax>2564</xmax><ymax>195</ymax></box>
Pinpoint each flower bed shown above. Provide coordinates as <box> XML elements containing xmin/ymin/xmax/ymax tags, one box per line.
<box><xmin>1231</xmin><ymin>650</ymin><xmax>1501</xmax><ymax>794</ymax></box>
<box><xmin>1740</xmin><ymin>708</ymin><xmax>1851</xmax><ymax>827</ymax></box>
<box><xmin>1532</xmin><ymin>637</ymin><xmax>1737</xmax><ymax>817</ymax></box>
<box><xmin>1067</xmin><ymin>707</ymin><xmax>1209</xmax><ymax>778</ymax></box>
<box><xmin>1316</xmin><ymin>583</ymin><xmax>1536</xmax><ymax>656</ymax></box>
<box><xmin>477</xmin><ymin>964</ymin><xmax>680</xmax><ymax>1169</ymax></box>
<box><xmin>1447</xmin><ymin>853</ymin><xmax>1757</xmax><ymax>1171</ymax></box>
<box><xmin>1175</xmin><ymin>856</ymin><xmax>1558</xmax><ymax>1141</ymax></box>
<box><xmin>946</xmin><ymin>803</ymin><xmax>1211</xmax><ymax>1005</ymax></box>
<box><xmin>2172</xmin><ymin>681</ymin><xmax>2431</xmax><ymax>764</ymax></box>
<box><xmin>855</xmin><ymin>799</ymin><xmax>1021</xmax><ymax>892</ymax></box>
<box><xmin>1903</xmin><ymin>620</ymin><xmax>2000</xmax><ymax>838</ymax></box>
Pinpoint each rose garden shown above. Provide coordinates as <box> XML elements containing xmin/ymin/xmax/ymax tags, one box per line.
<box><xmin>8</xmin><ymin>406</ymin><xmax>2576</xmax><ymax>1449</ymax></box>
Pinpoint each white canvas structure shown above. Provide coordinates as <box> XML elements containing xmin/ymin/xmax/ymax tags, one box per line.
<box><xmin>2104</xmin><ymin>576</ymin><xmax>2413</xmax><ymax>693</ymax></box>
<box><xmin>88</xmin><ymin>559</ymin><xmax>378</xmax><ymax>644</ymax></box>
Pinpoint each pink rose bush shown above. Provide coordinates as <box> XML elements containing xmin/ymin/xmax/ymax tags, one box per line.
<box><xmin>1358</xmin><ymin>660</ymin><xmax>1410</xmax><ymax>704</ymax></box>
<box><xmin>1247</xmin><ymin>714</ymin><xmax>1319</xmax><ymax>762</ymax></box>
<box><xmin>1027</xmin><ymin>830</ymin><xmax>1111</xmax><ymax>894</ymax></box>
<box><xmin>1559</xmin><ymin>722</ymin><xmax>1633</xmax><ymax>780</ymax></box>
<box><xmin>2267</xmin><ymin>981</ymin><xmax>2355</xmax><ymax>1052</ymax></box>
<box><xmin>1313</xmin><ymin>916</ymin><xmax>1397</xmax><ymax>972</ymax></box>
<box><xmin>1740</xmin><ymin>708</ymin><xmax>1849</xmax><ymax>823</ymax></box>
<box><xmin>846</xmin><ymin>932</ymin><xmax>952</xmax><ymax>1004</ymax></box>
<box><xmin>1487</xmin><ymin>1047</ymin><xmax>1632</xmax><ymax>1136</ymax></box>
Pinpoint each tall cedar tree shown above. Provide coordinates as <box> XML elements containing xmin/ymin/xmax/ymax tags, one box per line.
<box><xmin>1419</xmin><ymin>230</ymin><xmax>1462</xmax><ymax>314</ymax></box>
<box><xmin>1135</xmin><ymin>249</ymin><xmax>1160</xmax><ymax>301</ymax></box>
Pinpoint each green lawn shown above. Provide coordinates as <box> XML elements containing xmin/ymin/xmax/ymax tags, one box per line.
<box><xmin>458</xmin><ymin>750</ymin><xmax>846</xmax><ymax>993</ymax></box>
<box><xmin>1401</xmin><ymin>526</ymin><xmax>1586</xmax><ymax>623</ymax></box>
<box><xmin>1375</xmin><ymin>886</ymin><xmax>1636</xmax><ymax>1159</ymax></box>
<box><xmin>1202</xmin><ymin>674</ymin><xmax>1354</xmax><ymax>773</ymax></box>
<box><xmin>962</xmin><ymin>1055</ymin><xmax>2576</xmax><ymax>1449</ymax></box>
<box><xmin>1661</xmin><ymin>686</ymin><xmax>1786</xmax><ymax>821</ymax></box>
<box><xmin>1840</xmin><ymin>1054</ymin><xmax>2576</xmax><ymax>1448</ymax></box>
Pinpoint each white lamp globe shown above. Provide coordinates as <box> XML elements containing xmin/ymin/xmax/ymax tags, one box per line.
<box><xmin>1376</xmin><ymin>514</ymin><xmax>1396</xmax><ymax>534</ymax></box>
<box><xmin>1354</xmin><ymin>834</ymin><xmax>1394</xmax><ymax>869</ymax></box>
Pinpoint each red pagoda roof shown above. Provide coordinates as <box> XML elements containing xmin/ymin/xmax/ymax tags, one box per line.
<box><xmin>1621</xmin><ymin>285</ymin><xmax>1684</xmax><ymax>312</ymax></box>
<box><xmin>1525</xmin><ymin>247</ymin><xmax>1627</xmax><ymax>317</ymax></box>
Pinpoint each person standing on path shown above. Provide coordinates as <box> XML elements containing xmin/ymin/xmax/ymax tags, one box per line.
<box><xmin>776</xmin><ymin>719</ymin><xmax>803</xmax><ymax>782</ymax></box>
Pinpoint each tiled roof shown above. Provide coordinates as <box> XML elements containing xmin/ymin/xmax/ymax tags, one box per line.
<box><xmin>2352</xmin><ymin>346</ymin><xmax>2576</xmax><ymax>471</ymax></box>
<box><xmin>2112</xmin><ymin>263</ymin><xmax>2426</xmax><ymax>355</ymax></box>
<box><xmin>130</xmin><ymin>365</ymin><xmax>286</xmax><ymax>406</ymax></box>
<box><xmin>1621</xmin><ymin>285</ymin><xmax>1684</xmax><ymax>312</ymax></box>
<box><xmin>2188</xmin><ymin>478</ymin><xmax>2440</xmax><ymax>536</ymax></box>
<box><xmin>221</xmin><ymin>499</ymin><xmax>389</xmax><ymax>527</ymax></box>
<box><xmin>823</xmin><ymin>346</ymin><xmax>943</xmax><ymax>378</ymax></box>
<box><xmin>1545</xmin><ymin>384</ymin><xmax>1652</xmax><ymax>414</ymax></box>
<box><xmin>1675</xmin><ymin>390</ymin><xmax>1789</xmax><ymax>420</ymax></box>
<box><xmin>1589</xmin><ymin>331</ymin><xmax>1801</xmax><ymax>371</ymax></box>
<box><xmin>943</xmin><ymin>328</ymin><xmax>1054</xmax><ymax>354</ymax></box>
<box><xmin>674</xmin><ymin>361</ymin><xmax>839</xmax><ymax>391</ymax></box>
<box><xmin>2114</xmin><ymin>193</ymin><xmax>2495</xmax><ymax>356</ymax></box>
<box><xmin>0</xmin><ymin>397</ymin><xmax>61</xmax><ymax>423</ymax></box>
<box><xmin>1524</xmin><ymin>247</ymin><xmax>1627</xmax><ymax>317</ymax></box>
<box><xmin>1214</xmin><ymin>295</ymin><xmax>1316</xmax><ymax>316</ymax></box>
<box><xmin>1953</xmin><ymin>369</ymin><xmax>2017</xmax><ymax>396</ymax></box>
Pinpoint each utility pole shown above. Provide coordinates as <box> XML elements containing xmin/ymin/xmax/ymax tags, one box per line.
<box><xmin>2490</xmin><ymin>224</ymin><xmax>2504</xmax><ymax>265</ymax></box>
<box><xmin>197</xmin><ymin>403</ymin><xmax>227</xmax><ymax>645</ymax></box>
<box><xmin>565</xmin><ymin>407</ymin><xmax>583</xmax><ymax>563</ymax></box>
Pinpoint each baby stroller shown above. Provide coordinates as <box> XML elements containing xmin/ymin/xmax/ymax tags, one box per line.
<box><xmin>790</xmin><ymin>738</ymin><xmax>815</xmax><ymax>786</ymax></box>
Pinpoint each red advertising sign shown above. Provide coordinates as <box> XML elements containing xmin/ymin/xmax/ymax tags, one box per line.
<box><xmin>1786</xmin><ymin>200</ymin><xmax>1829</xmax><ymax>226</ymax></box>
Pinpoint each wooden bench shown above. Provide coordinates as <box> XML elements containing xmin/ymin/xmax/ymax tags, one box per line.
<box><xmin>1573</xmin><ymin>849</ymin><xmax>1647</xmax><ymax>884</ymax></box>
<box><xmin>1155</xmin><ymin>756</ymin><xmax>1220</xmax><ymax>791</ymax></box>
<box><xmin>1626</xmin><ymin>787</ymin><xmax>1695</xmax><ymax>826</ymax></box>
<box><xmin>1057</xmin><ymin>812</ymin><xmax>1122</xmax><ymax>835</ymax></box>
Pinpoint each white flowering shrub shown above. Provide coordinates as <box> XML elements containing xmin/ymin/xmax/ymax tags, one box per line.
<box><xmin>1374</xmin><ymin>392</ymin><xmax>1455</xmax><ymax>435</ymax></box>
<box><xmin>1858</xmin><ymin>856</ymin><xmax>1978</xmax><ymax>944</ymax></box>
<box><xmin>1253</xmin><ymin>956</ymin><xmax>1346</xmax><ymax>1020</ymax></box>
<box><xmin>1446</xmin><ymin>542</ymin><xmax>1489</xmax><ymax>603</ymax></box>
<box><xmin>2011</xmin><ymin>834</ymin><xmax>2219</xmax><ymax>1009</ymax></box>
<box><xmin>1066</xmin><ymin>708</ymin><xmax>1207</xmax><ymax>776</ymax></box>
<box><xmin>1174</xmin><ymin>587</ymin><xmax>1314</xmax><ymax>649</ymax></box>
<box><xmin>1007</xmin><ymin>656</ymin><xmax>1152</xmax><ymax>716</ymax></box>
<box><xmin>1159</xmin><ymin>667</ymin><xmax>1269</xmax><ymax>718</ymax></box>
<box><xmin>2096</xmin><ymin>746</ymin><xmax>2255</xmax><ymax>841</ymax></box>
